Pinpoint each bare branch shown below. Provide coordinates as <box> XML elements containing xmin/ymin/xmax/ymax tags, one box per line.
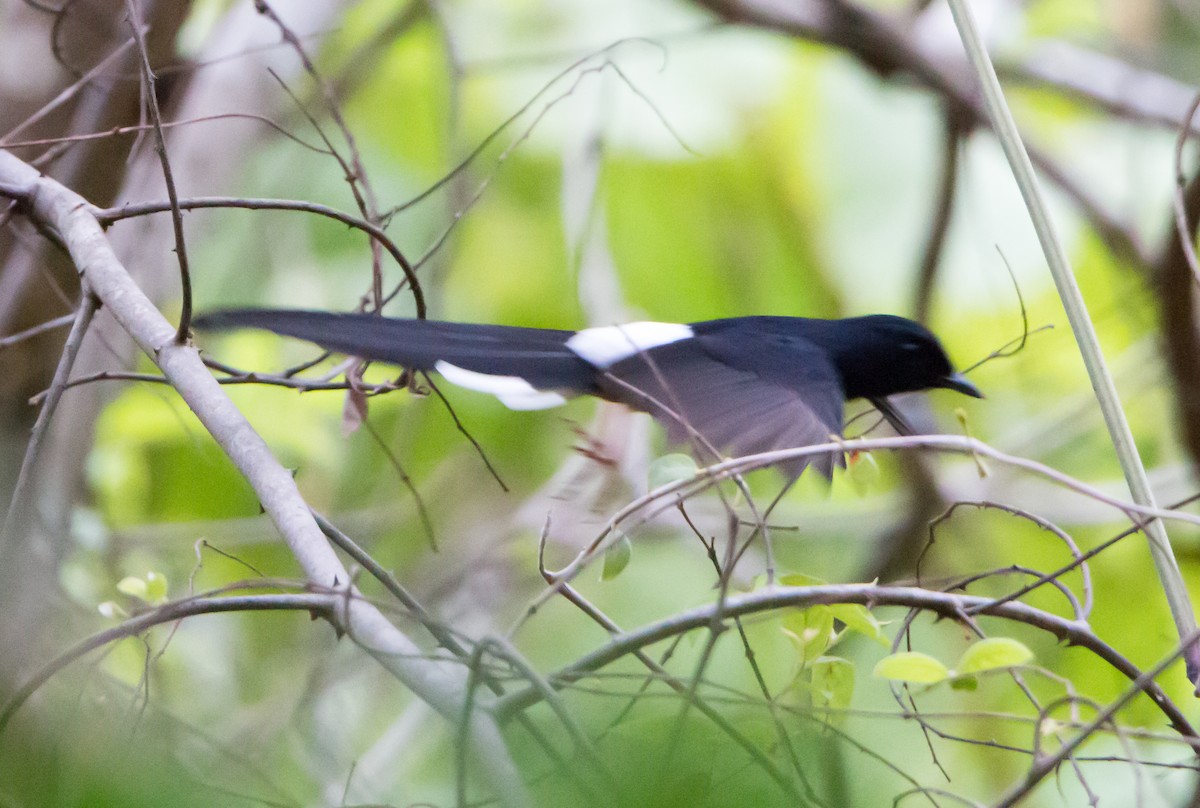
<box><xmin>1</xmin><ymin>287</ymin><xmax>97</xmax><ymax>545</ymax></box>
<box><xmin>0</xmin><ymin>590</ymin><xmax>338</xmax><ymax>735</ymax></box>
<box><xmin>0</xmin><ymin>149</ymin><xmax>527</xmax><ymax>806</ymax></box>
<box><xmin>124</xmin><ymin>0</ymin><xmax>193</xmax><ymax>343</ymax></box>
<box><xmin>495</xmin><ymin>582</ymin><xmax>1196</xmax><ymax>741</ymax></box>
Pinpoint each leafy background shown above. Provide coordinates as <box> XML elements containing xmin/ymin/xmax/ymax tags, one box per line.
<box><xmin>2</xmin><ymin>0</ymin><xmax>1200</xmax><ymax>805</ymax></box>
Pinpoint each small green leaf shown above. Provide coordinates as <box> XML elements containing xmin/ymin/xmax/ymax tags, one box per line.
<box><xmin>957</xmin><ymin>638</ymin><xmax>1034</xmax><ymax>673</ymax></box>
<box><xmin>811</xmin><ymin>656</ymin><xmax>855</xmax><ymax>715</ymax></box>
<box><xmin>846</xmin><ymin>450</ymin><xmax>880</xmax><ymax>493</ymax></box>
<box><xmin>950</xmin><ymin>675</ymin><xmax>978</xmax><ymax>691</ymax></box>
<box><xmin>600</xmin><ymin>533</ymin><xmax>633</xmax><ymax>581</ymax></box>
<box><xmin>647</xmin><ymin>454</ymin><xmax>698</xmax><ymax>490</ymax></box>
<box><xmin>782</xmin><ymin>606</ymin><xmax>835</xmax><ymax>664</ymax></box>
<box><xmin>144</xmin><ymin>571</ymin><xmax>168</xmax><ymax>603</ymax></box>
<box><xmin>779</xmin><ymin>572</ymin><xmax>825</xmax><ymax>588</ymax></box>
<box><xmin>829</xmin><ymin>603</ymin><xmax>888</xmax><ymax>646</ymax></box>
<box><xmin>872</xmin><ymin>652</ymin><xmax>950</xmax><ymax>683</ymax></box>
<box><xmin>117</xmin><ymin>576</ymin><xmax>148</xmax><ymax>599</ymax></box>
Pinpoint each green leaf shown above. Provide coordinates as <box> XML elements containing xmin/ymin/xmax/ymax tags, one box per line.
<box><xmin>144</xmin><ymin>571</ymin><xmax>168</xmax><ymax>603</ymax></box>
<box><xmin>872</xmin><ymin>652</ymin><xmax>950</xmax><ymax>683</ymax></box>
<box><xmin>601</xmin><ymin>533</ymin><xmax>633</xmax><ymax>581</ymax></box>
<box><xmin>956</xmin><ymin>638</ymin><xmax>1034</xmax><ymax>674</ymax></box>
<box><xmin>846</xmin><ymin>450</ymin><xmax>880</xmax><ymax>494</ymax></box>
<box><xmin>950</xmin><ymin>675</ymin><xmax>979</xmax><ymax>691</ymax></box>
<box><xmin>116</xmin><ymin>576</ymin><xmax>148</xmax><ymax>600</ymax></box>
<box><xmin>828</xmin><ymin>603</ymin><xmax>888</xmax><ymax>646</ymax></box>
<box><xmin>647</xmin><ymin>454</ymin><xmax>698</xmax><ymax>490</ymax></box>
<box><xmin>779</xmin><ymin>572</ymin><xmax>825</xmax><ymax>588</ymax></box>
<box><xmin>782</xmin><ymin>606</ymin><xmax>835</xmax><ymax>664</ymax></box>
<box><xmin>811</xmin><ymin>656</ymin><xmax>855</xmax><ymax>715</ymax></box>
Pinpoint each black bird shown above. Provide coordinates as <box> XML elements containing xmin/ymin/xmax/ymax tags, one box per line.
<box><xmin>195</xmin><ymin>309</ymin><xmax>982</xmax><ymax>477</ymax></box>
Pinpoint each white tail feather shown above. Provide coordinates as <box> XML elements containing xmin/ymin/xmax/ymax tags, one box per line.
<box><xmin>566</xmin><ymin>322</ymin><xmax>692</xmax><ymax>368</ymax></box>
<box><xmin>434</xmin><ymin>360</ymin><xmax>568</xmax><ymax>411</ymax></box>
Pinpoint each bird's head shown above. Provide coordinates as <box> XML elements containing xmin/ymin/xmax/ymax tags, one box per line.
<box><xmin>824</xmin><ymin>314</ymin><xmax>982</xmax><ymax>401</ymax></box>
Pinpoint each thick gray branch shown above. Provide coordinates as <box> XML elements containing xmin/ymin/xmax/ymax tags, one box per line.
<box><xmin>0</xmin><ymin>150</ymin><xmax>527</xmax><ymax>807</ymax></box>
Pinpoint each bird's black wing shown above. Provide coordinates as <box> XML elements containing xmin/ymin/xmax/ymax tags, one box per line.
<box><xmin>595</xmin><ymin>326</ymin><xmax>846</xmax><ymax>478</ymax></box>
<box><xmin>198</xmin><ymin>309</ymin><xmax>849</xmax><ymax>476</ymax></box>
<box><xmin>194</xmin><ymin>309</ymin><xmax>596</xmax><ymax>390</ymax></box>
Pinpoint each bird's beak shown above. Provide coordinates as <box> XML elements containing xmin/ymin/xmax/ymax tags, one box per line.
<box><xmin>938</xmin><ymin>372</ymin><xmax>984</xmax><ymax>399</ymax></box>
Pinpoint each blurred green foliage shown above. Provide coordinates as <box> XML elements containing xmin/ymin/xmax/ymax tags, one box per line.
<box><xmin>6</xmin><ymin>1</ymin><xmax>1200</xmax><ymax>806</ymax></box>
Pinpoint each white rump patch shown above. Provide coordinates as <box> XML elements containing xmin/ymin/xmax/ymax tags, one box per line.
<box><xmin>566</xmin><ymin>322</ymin><xmax>693</xmax><ymax>368</ymax></box>
<box><xmin>434</xmin><ymin>361</ymin><xmax>568</xmax><ymax>411</ymax></box>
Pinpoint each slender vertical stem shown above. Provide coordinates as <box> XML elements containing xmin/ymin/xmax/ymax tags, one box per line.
<box><xmin>946</xmin><ymin>0</ymin><xmax>1199</xmax><ymax>682</ymax></box>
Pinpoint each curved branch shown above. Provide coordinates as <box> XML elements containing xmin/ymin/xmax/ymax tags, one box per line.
<box><xmin>0</xmin><ymin>591</ymin><xmax>337</xmax><ymax>734</ymax></box>
<box><xmin>96</xmin><ymin>196</ymin><xmax>426</xmax><ymax>319</ymax></box>
<box><xmin>994</xmin><ymin>630</ymin><xmax>1200</xmax><ymax>807</ymax></box>
<box><xmin>494</xmin><ymin>583</ymin><xmax>1195</xmax><ymax>741</ymax></box>
<box><xmin>530</xmin><ymin>434</ymin><xmax>1200</xmax><ymax>612</ymax></box>
<box><xmin>0</xmin><ymin>150</ymin><xmax>523</xmax><ymax>806</ymax></box>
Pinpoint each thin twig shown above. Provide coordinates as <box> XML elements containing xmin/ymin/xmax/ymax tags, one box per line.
<box><xmin>0</xmin><ymin>313</ymin><xmax>75</xmax><ymax>349</ymax></box>
<box><xmin>0</xmin><ymin>38</ymin><xmax>136</xmax><ymax>144</ymax></box>
<box><xmin>124</xmin><ymin>0</ymin><xmax>193</xmax><ymax>344</ymax></box>
<box><xmin>970</xmin><ymin>491</ymin><xmax>1200</xmax><ymax>618</ymax></box>
<box><xmin>422</xmin><ymin>374</ymin><xmax>508</xmax><ymax>492</ymax></box>
<box><xmin>1</xmin><ymin>288</ymin><xmax>98</xmax><ymax>547</ymax></box>
<box><xmin>98</xmin><ymin>195</ymin><xmax>425</xmax><ymax>318</ymax></box>
<box><xmin>256</xmin><ymin>0</ymin><xmax>387</xmax><ymax>309</ymax></box>
<box><xmin>4</xmin><ymin>113</ymin><xmax>329</xmax><ymax>155</ymax></box>
<box><xmin>27</xmin><ymin>368</ymin><xmax>397</xmax><ymax>404</ymax></box>
<box><xmin>0</xmin><ymin>591</ymin><xmax>338</xmax><ymax>734</ymax></box>
<box><xmin>993</xmin><ymin>629</ymin><xmax>1200</xmax><ymax>807</ymax></box>
<box><xmin>494</xmin><ymin>583</ymin><xmax>1195</xmax><ymax>740</ymax></box>
<box><xmin>527</xmin><ymin>434</ymin><xmax>1200</xmax><ymax>618</ymax></box>
<box><xmin>928</xmin><ymin>500</ymin><xmax>1092</xmax><ymax>619</ymax></box>
<box><xmin>359</xmin><ymin>418</ymin><xmax>437</xmax><ymax>551</ymax></box>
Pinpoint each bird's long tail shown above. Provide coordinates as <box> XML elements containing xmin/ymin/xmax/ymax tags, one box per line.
<box><xmin>194</xmin><ymin>309</ymin><xmax>598</xmax><ymax>404</ymax></box>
